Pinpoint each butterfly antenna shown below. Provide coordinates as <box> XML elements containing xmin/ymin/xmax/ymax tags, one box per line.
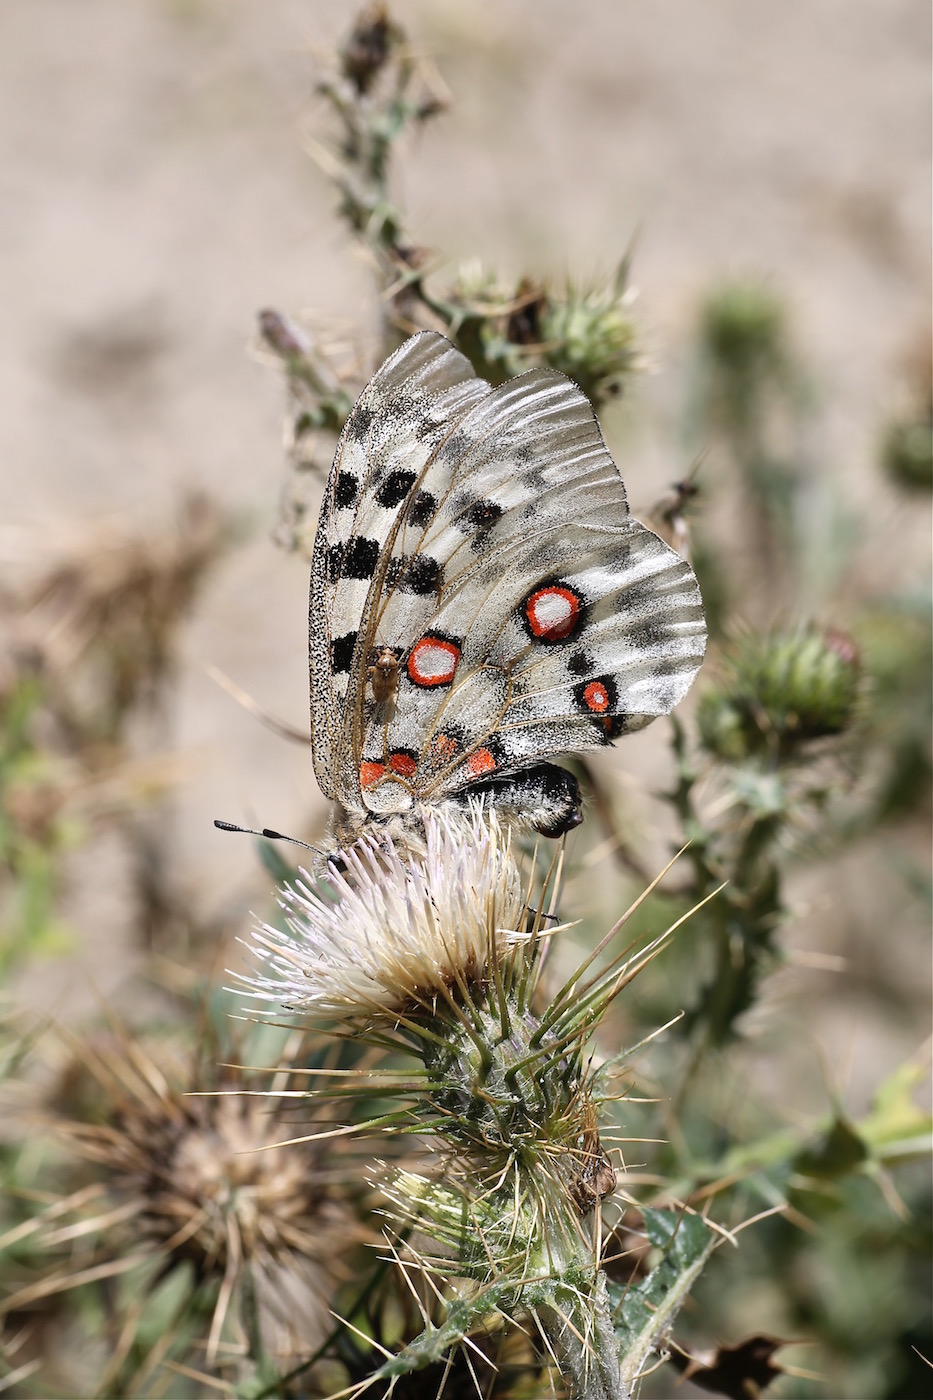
<box><xmin>213</xmin><ymin>819</ymin><xmax>322</xmax><ymax>856</ymax></box>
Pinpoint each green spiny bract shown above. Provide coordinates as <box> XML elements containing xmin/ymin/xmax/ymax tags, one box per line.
<box><xmin>419</xmin><ymin>1001</ymin><xmax>614</xmax><ymax>1250</ymax></box>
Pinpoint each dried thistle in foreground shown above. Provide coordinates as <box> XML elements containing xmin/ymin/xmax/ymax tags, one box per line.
<box><xmin>1</xmin><ymin>1014</ymin><xmax>366</xmax><ymax>1396</ymax></box>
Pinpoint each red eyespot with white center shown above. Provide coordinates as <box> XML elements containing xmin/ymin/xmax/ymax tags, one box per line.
<box><xmin>573</xmin><ymin>674</ymin><xmax>619</xmax><ymax>727</ymax></box>
<box><xmin>524</xmin><ymin>584</ymin><xmax>583</xmax><ymax>643</ymax></box>
<box><xmin>359</xmin><ymin>760</ymin><xmax>385</xmax><ymax>788</ymax></box>
<box><xmin>582</xmin><ymin>680</ymin><xmax>610</xmax><ymax>713</ymax></box>
<box><xmin>407</xmin><ymin>635</ymin><xmax>460</xmax><ymax>687</ymax></box>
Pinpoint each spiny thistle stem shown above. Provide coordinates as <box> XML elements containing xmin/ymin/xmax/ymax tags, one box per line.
<box><xmin>539</xmin><ymin>1277</ymin><xmax>628</xmax><ymax>1400</ymax></box>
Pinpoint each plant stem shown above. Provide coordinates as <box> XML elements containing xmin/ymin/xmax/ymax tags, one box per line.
<box><xmin>538</xmin><ymin>1274</ymin><xmax>630</xmax><ymax>1400</ymax></box>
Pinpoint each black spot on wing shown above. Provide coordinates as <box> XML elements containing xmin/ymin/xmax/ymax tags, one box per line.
<box><xmin>467</xmin><ymin>498</ymin><xmax>504</xmax><ymax>529</ymax></box>
<box><xmin>401</xmin><ymin>555</ymin><xmax>442</xmax><ymax>595</ymax></box>
<box><xmin>566</xmin><ymin>648</ymin><xmax>594</xmax><ymax>677</ymax></box>
<box><xmin>346</xmin><ymin>403</ymin><xmax>374</xmax><ymax>443</ymax></box>
<box><xmin>334</xmin><ymin>472</ymin><xmax>359</xmax><ymax>509</ymax></box>
<box><xmin>341</xmin><ymin>537</ymin><xmax>380</xmax><ymax>580</ymax></box>
<box><xmin>375</xmin><ymin>469</ymin><xmax>418</xmax><ymax>508</ymax></box>
<box><xmin>385</xmin><ymin>554</ymin><xmax>442</xmax><ymax>596</ymax></box>
<box><xmin>331</xmin><ymin>630</ymin><xmax>358</xmax><ymax>673</ymax></box>
<box><xmin>326</xmin><ymin>543</ymin><xmax>344</xmax><ymax>584</ymax></box>
<box><xmin>449</xmin><ymin>492</ymin><xmax>504</xmax><ymax>541</ymax></box>
<box><xmin>463</xmin><ymin>497</ymin><xmax>505</xmax><ymax>551</ymax></box>
<box><xmin>408</xmin><ymin>490</ymin><xmax>437</xmax><ymax>528</ymax></box>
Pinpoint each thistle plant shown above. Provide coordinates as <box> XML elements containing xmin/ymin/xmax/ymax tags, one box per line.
<box><xmin>667</xmin><ymin>626</ymin><xmax>863</xmax><ymax>1060</ymax></box>
<box><xmin>2</xmin><ymin>8</ymin><xmax>929</xmax><ymax>1399</ymax></box>
<box><xmin>239</xmin><ymin>11</ymin><xmax>929</xmax><ymax>1397</ymax></box>
<box><xmin>261</xmin><ymin>6</ymin><xmax>640</xmax><ymax>557</ymax></box>
<box><xmin>240</xmin><ymin>806</ymin><xmax>719</xmax><ymax>1398</ymax></box>
<box><xmin>0</xmin><ymin>1008</ymin><xmax>364</xmax><ymax>1397</ymax></box>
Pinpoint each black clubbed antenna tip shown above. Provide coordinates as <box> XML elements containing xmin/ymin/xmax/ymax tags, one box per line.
<box><xmin>214</xmin><ymin>819</ymin><xmax>320</xmax><ymax>855</ymax></box>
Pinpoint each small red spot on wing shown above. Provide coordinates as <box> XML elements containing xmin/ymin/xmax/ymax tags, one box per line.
<box><xmin>429</xmin><ymin>733</ymin><xmax>459</xmax><ymax>765</ymax></box>
<box><xmin>388</xmin><ymin>751</ymin><xmax>417</xmax><ymax>777</ymax></box>
<box><xmin>583</xmin><ymin>681</ymin><xmax>610</xmax><ymax>713</ymax></box>
<box><xmin>467</xmin><ymin>747</ymin><xmax>497</xmax><ymax>776</ymax></box>
<box><xmin>359</xmin><ymin>761</ymin><xmax>385</xmax><ymax>789</ymax></box>
<box><xmin>525</xmin><ymin>585</ymin><xmax>582</xmax><ymax>641</ymax></box>
<box><xmin>407</xmin><ymin>636</ymin><xmax>460</xmax><ymax>687</ymax></box>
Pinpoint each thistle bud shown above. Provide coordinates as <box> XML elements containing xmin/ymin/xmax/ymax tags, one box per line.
<box><xmin>698</xmin><ymin>628</ymin><xmax>860</xmax><ymax>761</ymax></box>
<box><xmin>700</xmin><ymin>282</ymin><xmax>787</xmax><ymax>382</ymax></box>
<box><xmin>541</xmin><ymin>282</ymin><xmax>639</xmax><ymax>404</ymax></box>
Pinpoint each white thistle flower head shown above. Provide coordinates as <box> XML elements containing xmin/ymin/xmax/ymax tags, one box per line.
<box><xmin>239</xmin><ymin>806</ymin><xmax>528</xmax><ymax>1019</ymax></box>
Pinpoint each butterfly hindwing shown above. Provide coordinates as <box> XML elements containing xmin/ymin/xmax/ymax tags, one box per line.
<box><xmin>310</xmin><ymin>331</ymin><xmax>706</xmax><ymax>833</ymax></box>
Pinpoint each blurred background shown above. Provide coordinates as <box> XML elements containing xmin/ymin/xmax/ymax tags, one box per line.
<box><xmin>0</xmin><ymin>3</ymin><xmax>929</xmax><ymax>1396</ymax></box>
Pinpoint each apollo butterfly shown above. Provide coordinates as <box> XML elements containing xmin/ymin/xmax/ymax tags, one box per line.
<box><xmin>310</xmin><ymin>332</ymin><xmax>706</xmax><ymax>853</ymax></box>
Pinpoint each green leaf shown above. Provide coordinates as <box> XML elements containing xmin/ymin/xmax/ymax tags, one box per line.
<box><xmin>608</xmin><ymin>1207</ymin><xmax>716</xmax><ymax>1388</ymax></box>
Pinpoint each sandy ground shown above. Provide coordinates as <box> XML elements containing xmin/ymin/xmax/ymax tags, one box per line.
<box><xmin>2</xmin><ymin>0</ymin><xmax>929</xmax><ymax>1050</ymax></box>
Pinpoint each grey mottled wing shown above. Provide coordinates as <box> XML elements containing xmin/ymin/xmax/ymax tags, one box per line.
<box><xmin>310</xmin><ymin>331</ymin><xmax>706</xmax><ymax>820</ymax></box>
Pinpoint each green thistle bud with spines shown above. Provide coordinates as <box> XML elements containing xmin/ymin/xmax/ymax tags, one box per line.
<box><xmin>539</xmin><ymin>275</ymin><xmax>640</xmax><ymax>406</ymax></box>
<box><xmin>700</xmin><ymin>281</ymin><xmax>787</xmax><ymax>384</ymax></box>
<box><xmin>698</xmin><ymin>627</ymin><xmax>861</xmax><ymax>763</ymax></box>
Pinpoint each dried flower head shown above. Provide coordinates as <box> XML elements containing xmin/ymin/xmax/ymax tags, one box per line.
<box><xmin>240</xmin><ymin>806</ymin><xmax>527</xmax><ymax>1020</ymax></box>
<box><xmin>2</xmin><ymin>1018</ymin><xmax>362</xmax><ymax>1391</ymax></box>
<box><xmin>12</xmin><ymin>492</ymin><xmax>234</xmax><ymax>743</ymax></box>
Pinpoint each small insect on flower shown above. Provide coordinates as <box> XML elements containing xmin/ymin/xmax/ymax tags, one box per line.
<box><xmin>309</xmin><ymin>331</ymin><xmax>707</xmax><ymax>856</ymax></box>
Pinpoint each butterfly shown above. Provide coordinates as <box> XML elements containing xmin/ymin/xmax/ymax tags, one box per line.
<box><xmin>310</xmin><ymin>331</ymin><xmax>706</xmax><ymax>854</ymax></box>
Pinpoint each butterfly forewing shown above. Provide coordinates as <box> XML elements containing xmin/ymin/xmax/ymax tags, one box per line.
<box><xmin>310</xmin><ymin>331</ymin><xmax>706</xmax><ymax>834</ymax></box>
<box><xmin>309</xmin><ymin>334</ymin><xmax>488</xmax><ymax>799</ymax></box>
